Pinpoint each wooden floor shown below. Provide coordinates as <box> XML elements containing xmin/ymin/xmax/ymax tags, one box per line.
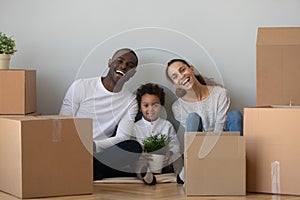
<box><xmin>1</xmin><ymin>183</ymin><xmax>300</xmax><ymax>200</ymax></box>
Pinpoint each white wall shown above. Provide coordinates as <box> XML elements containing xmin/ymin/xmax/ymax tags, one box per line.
<box><xmin>1</xmin><ymin>0</ymin><xmax>300</xmax><ymax>115</ymax></box>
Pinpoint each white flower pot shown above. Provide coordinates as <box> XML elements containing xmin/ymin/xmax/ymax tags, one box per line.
<box><xmin>148</xmin><ymin>154</ymin><xmax>165</xmax><ymax>174</ymax></box>
<box><xmin>0</xmin><ymin>54</ymin><xmax>12</xmax><ymax>70</ymax></box>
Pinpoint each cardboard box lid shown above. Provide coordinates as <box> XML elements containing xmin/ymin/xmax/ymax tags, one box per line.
<box><xmin>0</xmin><ymin>69</ymin><xmax>36</xmax><ymax>72</ymax></box>
<box><xmin>257</xmin><ymin>27</ymin><xmax>300</xmax><ymax>45</ymax></box>
<box><xmin>0</xmin><ymin>115</ymin><xmax>79</xmax><ymax>121</ymax></box>
<box><xmin>256</xmin><ymin>27</ymin><xmax>300</xmax><ymax>106</ymax></box>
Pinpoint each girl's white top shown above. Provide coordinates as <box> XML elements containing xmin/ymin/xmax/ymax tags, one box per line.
<box><xmin>133</xmin><ymin>117</ymin><xmax>181</xmax><ymax>154</ymax></box>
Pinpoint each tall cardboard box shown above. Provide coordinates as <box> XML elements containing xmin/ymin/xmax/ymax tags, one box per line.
<box><xmin>184</xmin><ymin>132</ymin><xmax>245</xmax><ymax>196</ymax></box>
<box><xmin>256</xmin><ymin>27</ymin><xmax>300</xmax><ymax>106</ymax></box>
<box><xmin>245</xmin><ymin>27</ymin><xmax>300</xmax><ymax>195</ymax></box>
<box><xmin>0</xmin><ymin>70</ymin><xmax>36</xmax><ymax>114</ymax></box>
<box><xmin>0</xmin><ymin>116</ymin><xmax>93</xmax><ymax>198</ymax></box>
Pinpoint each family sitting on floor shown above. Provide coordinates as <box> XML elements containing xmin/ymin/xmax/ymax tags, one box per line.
<box><xmin>59</xmin><ymin>48</ymin><xmax>243</xmax><ymax>186</ymax></box>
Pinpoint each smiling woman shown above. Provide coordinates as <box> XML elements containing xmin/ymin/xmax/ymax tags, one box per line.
<box><xmin>166</xmin><ymin>58</ymin><xmax>243</xmax><ymax>184</ymax></box>
<box><xmin>166</xmin><ymin>58</ymin><xmax>243</xmax><ymax>133</ymax></box>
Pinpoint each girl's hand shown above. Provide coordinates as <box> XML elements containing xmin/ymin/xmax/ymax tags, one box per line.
<box><xmin>163</xmin><ymin>151</ymin><xmax>172</xmax><ymax>165</ymax></box>
<box><xmin>142</xmin><ymin>151</ymin><xmax>153</xmax><ymax>161</ymax></box>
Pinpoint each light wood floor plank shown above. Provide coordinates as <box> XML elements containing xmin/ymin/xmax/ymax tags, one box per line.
<box><xmin>1</xmin><ymin>183</ymin><xmax>300</xmax><ymax>200</ymax></box>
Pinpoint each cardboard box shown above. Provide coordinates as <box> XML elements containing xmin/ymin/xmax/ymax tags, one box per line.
<box><xmin>257</xmin><ymin>27</ymin><xmax>300</xmax><ymax>106</ymax></box>
<box><xmin>184</xmin><ymin>132</ymin><xmax>245</xmax><ymax>196</ymax></box>
<box><xmin>244</xmin><ymin>107</ymin><xmax>300</xmax><ymax>195</ymax></box>
<box><xmin>0</xmin><ymin>112</ymin><xmax>41</xmax><ymax>118</ymax></box>
<box><xmin>0</xmin><ymin>70</ymin><xmax>36</xmax><ymax>114</ymax></box>
<box><xmin>0</xmin><ymin>115</ymin><xmax>93</xmax><ymax>198</ymax></box>
<box><xmin>244</xmin><ymin>27</ymin><xmax>300</xmax><ymax>195</ymax></box>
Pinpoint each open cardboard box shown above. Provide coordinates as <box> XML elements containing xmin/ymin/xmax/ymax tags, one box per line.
<box><xmin>184</xmin><ymin>132</ymin><xmax>245</xmax><ymax>196</ymax></box>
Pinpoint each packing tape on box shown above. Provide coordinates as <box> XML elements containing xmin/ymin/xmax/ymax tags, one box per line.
<box><xmin>52</xmin><ymin>119</ymin><xmax>62</xmax><ymax>142</ymax></box>
<box><xmin>271</xmin><ymin>161</ymin><xmax>281</xmax><ymax>194</ymax></box>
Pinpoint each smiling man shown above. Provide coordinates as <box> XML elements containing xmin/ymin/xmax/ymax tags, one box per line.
<box><xmin>59</xmin><ymin>48</ymin><xmax>143</xmax><ymax>180</ymax></box>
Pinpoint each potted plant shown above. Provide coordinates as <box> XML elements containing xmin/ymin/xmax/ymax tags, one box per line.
<box><xmin>143</xmin><ymin>134</ymin><xmax>169</xmax><ymax>173</ymax></box>
<box><xmin>0</xmin><ymin>32</ymin><xmax>17</xmax><ymax>70</ymax></box>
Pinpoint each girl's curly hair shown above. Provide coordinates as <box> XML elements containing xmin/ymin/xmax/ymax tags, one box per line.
<box><xmin>136</xmin><ymin>83</ymin><xmax>165</xmax><ymax>111</ymax></box>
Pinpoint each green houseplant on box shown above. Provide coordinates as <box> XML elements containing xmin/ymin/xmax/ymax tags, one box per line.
<box><xmin>143</xmin><ymin>134</ymin><xmax>169</xmax><ymax>173</ymax></box>
<box><xmin>0</xmin><ymin>32</ymin><xmax>17</xmax><ymax>69</ymax></box>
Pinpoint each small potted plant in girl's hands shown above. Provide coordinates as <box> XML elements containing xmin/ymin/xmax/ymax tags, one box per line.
<box><xmin>143</xmin><ymin>134</ymin><xmax>169</xmax><ymax>173</ymax></box>
<box><xmin>0</xmin><ymin>32</ymin><xmax>17</xmax><ymax>69</ymax></box>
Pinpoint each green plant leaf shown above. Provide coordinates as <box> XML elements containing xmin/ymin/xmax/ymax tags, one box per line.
<box><xmin>142</xmin><ymin>134</ymin><xmax>169</xmax><ymax>155</ymax></box>
<box><xmin>0</xmin><ymin>32</ymin><xmax>17</xmax><ymax>55</ymax></box>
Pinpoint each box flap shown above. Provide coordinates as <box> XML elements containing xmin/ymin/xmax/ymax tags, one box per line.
<box><xmin>257</xmin><ymin>27</ymin><xmax>300</xmax><ymax>45</ymax></box>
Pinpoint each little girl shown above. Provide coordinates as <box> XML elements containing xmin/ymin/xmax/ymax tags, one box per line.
<box><xmin>133</xmin><ymin>83</ymin><xmax>181</xmax><ymax>185</ymax></box>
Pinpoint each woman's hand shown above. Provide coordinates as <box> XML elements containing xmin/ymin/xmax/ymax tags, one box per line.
<box><xmin>142</xmin><ymin>151</ymin><xmax>153</xmax><ymax>161</ymax></box>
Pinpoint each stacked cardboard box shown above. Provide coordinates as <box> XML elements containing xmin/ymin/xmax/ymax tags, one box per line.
<box><xmin>184</xmin><ymin>132</ymin><xmax>245</xmax><ymax>196</ymax></box>
<box><xmin>244</xmin><ymin>27</ymin><xmax>300</xmax><ymax>195</ymax></box>
<box><xmin>0</xmin><ymin>70</ymin><xmax>36</xmax><ymax>115</ymax></box>
<box><xmin>0</xmin><ymin>69</ymin><xmax>94</xmax><ymax>198</ymax></box>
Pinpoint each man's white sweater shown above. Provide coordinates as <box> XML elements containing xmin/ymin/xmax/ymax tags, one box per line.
<box><xmin>59</xmin><ymin>77</ymin><xmax>138</xmax><ymax>152</ymax></box>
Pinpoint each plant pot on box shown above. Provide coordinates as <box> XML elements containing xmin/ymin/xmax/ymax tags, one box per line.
<box><xmin>0</xmin><ymin>54</ymin><xmax>12</xmax><ymax>69</ymax></box>
<box><xmin>143</xmin><ymin>135</ymin><xmax>169</xmax><ymax>174</ymax></box>
<box><xmin>0</xmin><ymin>32</ymin><xmax>17</xmax><ymax>69</ymax></box>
